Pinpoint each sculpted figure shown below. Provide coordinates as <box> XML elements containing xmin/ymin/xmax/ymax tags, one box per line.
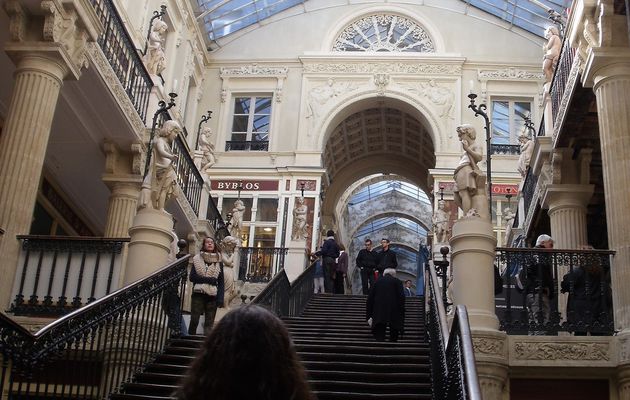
<box><xmin>221</xmin><ymin>235</ymin><xmax>240</xmax><ymax>305</ymax></box>
<box><xmin>291</xmin><ymin>197</ymin><xmax>309</xmax><ymax>241</ymax></box>
<box><xmin>543</xmin><ymin>26</ymin><xmax>562</xmax><ymax>83</ymax></box>
<box><xmin>517</xmin><ymin>133</ymin><xmax>534</xmax><ymax>177</ymax></box>
<box><xmin>145</xmin><ymin>20</ymin><xmax>168</xmax><ymax>75</ymax></box>
<box><xmin>229</xmin><ymin>199</ymin><xmax>245</xmax><ymax>238</ymax></box>
<box><xmin>139</xmin><ymin>120</ymin><xmax>180</xmax><ymax>211</ymax></box>
<box><xmin>453</xmin><ymin>124</ymin><xmax>485</xmax><ymax>217</ymax></box>
<box><xmin>198</xmin><ymin>127</ymin><xmax>216</xmax><ymax>172</ymax></box>
<box><xmin>432</xmin><ymin>200</ymin><xmax>450</xmax><ymax>244</ymax></box>
<box><xmin>419</xmin><ymin>80</ymin><xmax>455</xmax><ymax>119</ymax></box>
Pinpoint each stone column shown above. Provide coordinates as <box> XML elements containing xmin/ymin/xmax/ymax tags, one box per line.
<box><xmin>450</xmin><ymin>217</ymin><xmax>499</xmax><ymax>331</ymax></box>
<box><xmin>0</xmin><ymin>1</ymin><xmax>101</xmax><ymax>307</ymax></box>
<box><xmin>103</xmin><ymin>182</ymin><xmax>142</xmax><ymax>237</ymax></box>
<box><xmin>543</xmin><ymin>184</ymin><xmax>593</xmax><ymax>249</ymax></box>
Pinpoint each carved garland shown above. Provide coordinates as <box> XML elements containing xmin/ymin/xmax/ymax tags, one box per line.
<box><xmin>514</xmin><ymin>342</ymin><xmax>610</xmax><ymax>361</ymax></box>
<box><xmin>303</xmin><ymin>63</ymin><xmax>461</xmax><ymax>75</ymax></box>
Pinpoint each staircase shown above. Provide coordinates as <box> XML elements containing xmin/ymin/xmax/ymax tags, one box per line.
<box><xmin>112</xmin><ymin>294</ymin><xmax>431</xmax><ymax>399</ymax></box>
<box><xmin>288</xmin><ymin>294</ymin><xmax>431</xmax><ymax>400</ymax></box>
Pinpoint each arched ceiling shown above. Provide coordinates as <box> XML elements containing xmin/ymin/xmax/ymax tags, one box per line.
<box><xmin>321</xmin><ymin>106</ymin><xmax>435</xmax><ymax>216</ymax></box>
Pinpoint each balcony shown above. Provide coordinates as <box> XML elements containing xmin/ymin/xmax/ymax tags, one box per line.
<box><xmin>225</xmin><ymin>140</ymin><xmax>269</xmax><ymax>151</ymax></box>
<box><xmin>491</xmin><ymin>144</ymin><xmax>520</xmax><ymax>155</ymax></box>
<box><xmin>238</xmin><ymin>247</ymin><xmax>288</xmax><ymax>283</ymax></box>
<box><xmin>10</xmin><ymin>236</ymin><xmax>129</xmax><ymax>317</ymax></box>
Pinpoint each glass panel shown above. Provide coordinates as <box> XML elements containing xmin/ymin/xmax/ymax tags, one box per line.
<box><xmin>231</xmin><ymin>116</ymin><xmax>249</xmax><ymax>132</ymax></box>
<box><xmin>222</xmin><ymin>197</ymin><xmax>253</xmax><ymax>221</ymax></box>
<box><xmin>233</xmin><ymin>97</ymin><xmax>251</xmax><ymax>114</ymax></box>
<box><xmin>256</xmin><ymin>198</ymin><xmax>278</xmax><ymax>222</ymax></box>
<box><xmin>514</xmin><ymin>102</ymin><xmax>531</xmax><ymax>136</ymax></box>
<box><xmin>255</xmin><ymin>97</ymin><xmax>272</xmax><ymax>114</ymax></box>
<box><xmin>491</xmin><ymin>101</ymin><xmax>510</xmax><ymax>145</ymax></box>
<box><xmin>252</xmin><ymin>115</ymin><xmax>269</xmax><ymax>133</ymax></box>
<box><xmin>253</xmin><ymin>226</ymin><xmax>276</xmax><ymax>248</ymax></box>
<box><xmin>230</xmin><ymin>133</ymin><xmax>247</xmax><ymax>142</ymax></box>
<box><xmin>252</xmin><ymin>132</ymin><xmax>268</xmax><ymax>142</ymax></box>
<box><xmin>30</xmin><ymin>201</ymin><xmax>54</xmax><ymax>235</ymax></box>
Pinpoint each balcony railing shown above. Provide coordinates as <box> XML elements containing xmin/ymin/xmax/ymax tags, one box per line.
<box><xmin>550</xmin><ymin>39</ymin><xmax>576</xmax><ymax>124</ymax></box>
<box><xmin>225</xmin><ymin>140</ymin><xmax>269</xmax><ymax>151</ymax></box>
<box><xmin>495</xmin><ymin>247</ymin><xmax>614</xmax><ymax>335</ymax></box>
<box><xmin>89</xmin><ymin>0</ymin><xmax>153</xmax><ymax>123</ymax></box>
<box><xmin>522</xmin><ymin>166</ymin><xmax>538</xmax><ymax>214</ymax></box>
<box><xmin>172</xmin><ymin>135</ymin><xmax>203</xmax><ymax>215</ymax></box>
<box><xmin>10</xmin><ymin>236</ymin><xmax>129</xmax><ymax>316</ymax></box>
<box><xmin>238</xmin><ymin>247</ymin><xmax>288</xmax><ymax>283</ymax></box>
<box><xmin>491</xmin><ymin>144</ymin><xmax>520</xmax><ymax>155</ymax></box>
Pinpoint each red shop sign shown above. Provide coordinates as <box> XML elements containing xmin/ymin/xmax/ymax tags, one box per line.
<box><xmin>210</xmin><ymin>180</ymin><xmax>279</xmax><ymax>191</ymax></box>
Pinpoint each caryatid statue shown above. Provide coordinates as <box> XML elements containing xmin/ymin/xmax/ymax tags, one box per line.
<box><xmin>453</xmin><ymin>124</ymin><xmax>489</xmax><ymax>219</ymax></box>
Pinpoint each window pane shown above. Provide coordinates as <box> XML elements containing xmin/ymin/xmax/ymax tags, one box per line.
<box><xmin>255</xmin><ymin>97</ymin><xmax>272</xmax><ymax>114</ymax></box>
<box><xmin>252</xmin><ymin>115</ymin><xmax>269</xmax><ymax>133</ymax></box>
<box><xmin>230</xmin><ymin>133</ymin><xmax>247</xmax><ymax>142</ymax></box>
<box><xmin>256</xmin><ymin>198</ymin><xmax>278</xmax><ymax>222</ymax></box>
<box><xmin>253</xmin><ymin>226</ymin><xmax>276</xmax><ymax>248</ymax></box>
<box><xmin>233</xmin><ymin>97</ymin><xmax>251</xmax><ymax>114</ymax></box>
<box><xmin>252</xmin><ymin>132</ymin><xmax>268</xmax><ymax>142</ymax></box>
<box><xmin>30</xmin><ymin>202</ymin><xmax>54</xmax><ymax>235</ymax></box>
<box><xmin>491</xmin><ymin>101</ymin><xmax>510</xmax><ymax>144</ymax></box>
<box><xmin>514</xmin><ymin>102</ymin><xmax>531</xmax><ymax>135</ymax></box>
<box><xmin>232</xmin><ymin>115</ymin><xmax>249</xmax><ymax>132</ymax></box>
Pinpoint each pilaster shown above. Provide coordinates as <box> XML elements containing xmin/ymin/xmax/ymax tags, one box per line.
<box><xmin>0</xmin><ymin>0</ymin><xmax>101</xmax><ymax>308</ymax></box>
<box><xmin>472</xmin><ymin>330</ymin><xmax>509</xmax><ymax>400</ymax></box>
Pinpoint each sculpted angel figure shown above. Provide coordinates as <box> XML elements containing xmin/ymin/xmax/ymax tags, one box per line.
<box><xmin>198</xmin><ymin>127</ymin><xmax>216</xmax><ymax>172</ymax></box>
<box><xmin>291</xmin><ymin>197</ymin><xmax>309</xmax><ymax>241</ymax></box>
<box><xmin>543</xmin><ymin>26</ymin><xmax>562</xmax><ymax>83</ymax></box>
<box><xmin>419</xmin><ymin>80</ymin><xmax>455</xmax><ymax>119</ymax></box>
<box><xmin>221</xmin><ymin>235</ymin><xmax>240</xmax><ymax>305</ymax></box>
<box><xmin>139</xmin><ymin>120</ymin><xmax>180</xmax><ymax>211</ymax></box>
<box><xmin>145</xmin><ymin>20</ymin><xmax>168</xmax><ymax>76</ymax></box>
<box><xmin>517</xmin><ymin>133</ymin><xmax>534</xmax><ymax>177</ymax></box>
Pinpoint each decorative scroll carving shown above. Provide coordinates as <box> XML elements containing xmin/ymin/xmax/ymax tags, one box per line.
<box><xmin>473</xmin><ymin>337</ymin><xmax>504</xmax><ymax>356</ymax></box>
<box><xmin>220</xmin><ymin>64</ymin><xmax>288</xmax><ymax>77</ymax></box>
<box><xmin>478</xmin><ymin>67</ymin><xmax>544</xmax><ymax>81</ymax></box>
<box><xmin>374</xmin><ymin>73</ymin><xmax>390</xmax><ymax>95</ymax></box>
<box><xmin>103</xmin><ymin>141</ymin><xmax>119</xmax><ymax>174</ymax></box>
<box><xmin>5</xmin><ymin>1</ymin><xmax>26</xmax><ymax>42</ymax></box>
<box><xmin>131</xmin><ymin>142</ymin><xmax>146</xmax><ymax>176</ymax></box>
<box><xmin>303</xmin><ymin>63</ymin><xmax>462</xmax><ymax>75</ymax></box>
<box><xmin>41</xmin><ymin>0</ymin><xmax>89</xmax><ymax>70</ymax></box>
<box><xmin>514</xmin><ymin>342</ymin><xmax>610</xmax><ymax>361</ymax></box>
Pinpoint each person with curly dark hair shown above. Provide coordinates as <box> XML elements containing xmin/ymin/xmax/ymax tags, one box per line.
<box><xmin>176</xmin><ymin>305</ymin><xmax>316</xmax><ymax>400</ymax></box>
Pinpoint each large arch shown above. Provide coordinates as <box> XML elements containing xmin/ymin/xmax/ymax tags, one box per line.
<box><xmin>349</xmin><ymin>211</ymin><xmax>431</xmax><ymax>240</ymax></box>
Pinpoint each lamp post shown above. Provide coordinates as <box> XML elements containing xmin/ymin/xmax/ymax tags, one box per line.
<box><xmin>237</xmin><ymin>180</ymin><xmax>243</xmax><ymax>200</ymax></box>
<box><xmin>143</xmin><ymin>5</ymin><xmax>167</xmax><ymax>55</ymax></box>
<box><xmin>438</xmin><ymin>184</ymin><xmax>445</xmax><ymax>201</ymax></box>
<box><xmin>524</xmin><ymin>113</ymin><xmax>536</xmax><ymax>138</ymax></box>
<box><xmin>144</xmin><ymin>92</ymin><xmax>178</xmax><ymax>179</ymax></box>
<box><xmin>299</xmin><ymin>182</ymin><xmax>305</xmax><ymax>197</ymax></box>
<box><xmin>467</xmin><ymin>92</ymin><xmax>493</xmax><ymax>215</ymax></box>
<box><xmin>433</xmin><ymin>246</ymin><xmax>451</xmax><ymax>309</ymax></box>
<box><xmin>195</xmin><ymin>110</ymin><xmax>212</xmax><ymax>150</ymax></box>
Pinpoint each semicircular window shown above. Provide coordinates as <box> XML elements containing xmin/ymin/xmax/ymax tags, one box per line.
<box><xmin>333</xmin><ymin>14</ymin><xmax>435</xmax><ymax>53</ymax></box>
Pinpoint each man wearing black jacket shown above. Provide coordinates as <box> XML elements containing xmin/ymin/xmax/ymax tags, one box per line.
<box><xmin>377</xmin><ymin>238</ymin><xmax>398</xmax><ymax>277</ymax></box>
<box><xmin>356</xmin><ymin>238</ymin><xmax>378</xmax><ymax>294</ymax></box>
<box><xmin>316</xmin><ymin>230</ymin><xmax>340</xmax><ymax>293</ymax></box>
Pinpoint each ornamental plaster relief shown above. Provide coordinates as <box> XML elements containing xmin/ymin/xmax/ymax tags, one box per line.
<box><xmin>477</xmin><ymin>67</ymin><xmax>544</xmax><ymax>81</ymax></box>
<box><xmin>473</xmin><ymin>337</ymin><xmax>505</xmax><ymax>357</ymax></box>
<box><xmin>303</xmin><ymin>62</ymin><xmax>462</xmax><ymax>75</ymax></box>
<box><xmin>513</xmin><ymin>341</ymin><xmax>610</xmax><ymax>362</ymax></box>
<box><xmin>399</xmin><ymin>80</ymin><xmax>455</xmax><ymax>120</ymax></box>
<box><xmin>219</xmin><ymin>64</ymin><xmax>289</xmax><ymax>77</ymax></box>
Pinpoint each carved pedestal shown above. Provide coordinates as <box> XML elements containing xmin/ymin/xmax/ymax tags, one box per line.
<box><xmin>473</xmin><ymin>331</ymin><xmax>508</xmax><ymax>400</ymax></box>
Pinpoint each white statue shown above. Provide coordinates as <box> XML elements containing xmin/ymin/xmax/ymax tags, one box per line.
<box><xmin>198</xmin><ymin>127</ymin><xmax>216</xmax><ymax>173</ymax></box>
<box><xmin>138</xmin><ymin>120</ymin><xmax>180</xmax><ymax>211</ymax></box>
<box><xmin>543</xmin><ymin>26</ymin><xmax>562</xmax><ymax>84</ymax></box>
<box><xmin>229</xmin><ymin>199</ymin><xmax>245</xmax><ymax>238</ymax></box>
<box><xmin>517</xmin><ymin>133</ymin><xmax>534</xmax><ymax>177</ymax></box>
<box><xmin>144</xmin><ymin>20</ymin><xmax>168</xmax><ymax>76</ymax></box>
<box><xmin>221</xmin><ymin>235</ymin><xmax>240</xmax><ymax>305</ymax></box>
<box><xmin>453</xmin><ymin>124</ymin><xmax>488</xmax><ymax>219</ymax></box>
<box><xmin>291</xmin><ymin>196</ymin><xmax>309</xmax><ymax>240</ymax></box>
<box><xmin>504</xmin><ymin>207</ymin><xmax>515</xmax><ymax>244</ymax></box>
<box><xmin>432</xmin><ymin>200</ymin><xmax>450</xmax><ymax>243</ymax></box>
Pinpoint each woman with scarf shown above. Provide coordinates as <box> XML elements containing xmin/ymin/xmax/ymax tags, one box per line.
<box><xmin>188</xmin><ymin>237</ymin><xmax>224</xmax><ymax>335</ymax></box>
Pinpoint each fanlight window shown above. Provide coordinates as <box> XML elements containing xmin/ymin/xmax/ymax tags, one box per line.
<box><xmin>333</xmin><ymin>14</ymin><xmax>435</xmax><ymax>53</ymax></box>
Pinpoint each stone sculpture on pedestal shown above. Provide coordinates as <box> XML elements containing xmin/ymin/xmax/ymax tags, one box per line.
<box><xmin>221</xmin><ymin>235</ymin><xmax>240</xmax><ymax>305</ymax></box>
<box><xmin>291</xmin><ymin>197</ymin><xmax>309</xmax><ymax>240</ymax></box>
<box><xmin>144</xmin><ymin>20</ymin><xmax>168</xmax><ymax>76</ymax></box>
<box><xmin>517</xmin><ymin>133</ymin><xmax>534</xmax><ymax>178</ymax></box>
<box><xmin>198</xmin><ymin>127</ymin><xmax>216</xmax><ymax>173</ymax></box>
<box><xmin>453</xmin><ymin>124</ymin><xmax>489</xmax><ymax>219</ymax></box>
<box><xmin>229</xmin><ymin>199</ymin><xmax>245</xmax><ymax>238</ymax></box>
<box><xmin>543</xmin><ymin>26</ymin><xmax>562</xmax><ymax>84</ymax></box>
<box><xmin>433</xmin><ymin>200</ymin><xmax>450</xmax><ymax>243</ymax></box>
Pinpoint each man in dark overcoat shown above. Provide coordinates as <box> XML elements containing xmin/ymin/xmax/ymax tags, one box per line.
<box><xmin>366</xmin><ymin>268</ymin><xmax>405</xmax><ymax>342</ymax></box>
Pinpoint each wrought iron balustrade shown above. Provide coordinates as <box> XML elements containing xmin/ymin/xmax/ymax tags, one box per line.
<box><xmin>172</xmin><ymin>135</ymin><xmax>204</xmax><ymax>215</ymax></box>
<box><xmin>537</xmin><ymin>116</ymin><xmax>545</xmax><ymax>137</ymax></box>
<box><xmin>252</xmin><ymin>261</ymin><xmax>315</xmax><ymax>318</ymax></box>
<box><xmin>495</xmin><ymin>247</ymin><xmax>614</xmax><ymax>335</ymax></box>
<box><xmin>425</xmin><ymin>260</ymin><xmax>481</xmax><ymax>400</ymax></box>
<box><xmin>89</xmin><ymin>0</ymin><xmax>153</xmax><ymax>123</ymax></box>
<box><xmin>10</xmin><ymin>235</ymin><xmax>129</xmax><ymax>317</ymax></box>
<box><xmin>0</xmin><ymin>256</ymin><xmax>189</xmax><ymax>399</ymax></box>
<box><xmin>491</xmin><ymin>144</ymin><xmax>520</xmax><ymax>155</ymax></box>
<box><xmin>225</xmin><ymin>140</ymin><xmax>269</xmax><ymax>151</ymax></box>
<box><xmin>238</xmin><ymin>247</ymin><xmax>288</xmax><ymax>283</ymax></box>
<box><xmin>522</xmin><ymin>167</ymin><xmax>538</xmax><ymax>214</ymax></box>
<box><xmin>550</xmin><ymin>39</ymin><xmax>576</xmax><ymax>123</ymax></box>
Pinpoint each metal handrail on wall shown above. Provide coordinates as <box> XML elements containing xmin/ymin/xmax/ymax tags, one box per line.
<box><xmin>425</xmin><ymin>261</ymin><xmax>482</xmax><ymax>400</ymax></box>
<box><xmin>89</xmin><ymin>0</ymin><xmax>153</xmax><ymax>123</ymax></box>
<box><xmin>0</xmin><ymin>256</ymin><xmax>190</xmax><ymax>399</ymax></box>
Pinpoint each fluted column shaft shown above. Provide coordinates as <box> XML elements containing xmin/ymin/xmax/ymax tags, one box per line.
<box><xmin>544</xmin><ymin>185</ymin><xmax>593</xmax><ymax>249</ymax></box>
<box><xmin>104</xmin><ymin>182</ymin><xmax>141</xmax><ymax>237</ymax></box>
<box><xmin>592</xmin><ymin>64</ymin><xmax>630</xmax><ymax>332</ymax></box>
<box><xmin>0</xmin><ymin>54</ymin><xmax>68</xmax><ymax>307</ymax></box>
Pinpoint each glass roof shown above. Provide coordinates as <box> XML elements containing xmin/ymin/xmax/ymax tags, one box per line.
<box><xmin>193</xmin><ymin>0</ymin><xmax>569</xmax><ymax>44</ymax></box>
<box><xmin>349</xmin><ymin>180</ymin><xmax>430</xmax><ymax>206</ymax></box>
<box><xmin>355</xmin><ymin>217</ymin><xmax>427</xmax><ymax>238</ymax></box>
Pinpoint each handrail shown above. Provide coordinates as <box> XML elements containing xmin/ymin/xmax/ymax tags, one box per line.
<box><xmin>425</xmin><ymin>261</ymin><xmax>482</xmax><ymax>400</ymax></box>
<box><xmin>0</xmin><ymin>256</ymin><xmax>190</xmax><ymax>398</ymax></box>
<box><xmin>252</xmin><ymin>261</ymin><xmax>315</xmax><ymax>318</ymax></box>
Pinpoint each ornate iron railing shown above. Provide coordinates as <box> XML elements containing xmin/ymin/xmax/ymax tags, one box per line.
<box><xmin>491</xmin><ymin>144</ymin><xmax>520</xmax><ymax>155</ymax></box>
<box><xmin>522</xmin><ymin>166</ymin><xmax>538</xmax><ymax>215</ymax></box>
<box><xmin>172</xmin><ymin>135</ymin><xmax>204</xmax><ymax>215</ymax></box>
<box><xmin>537</xmin><ymin>116</ymin><xmax>545</xmax><ymax>137</ymax></box>
<box><xmin>252</xmin><ymin>261</ymin><xmax>315</xmax><ymax>318</ymax></box>
<box><xmin>0</xmin><ymin>256</ymin><xmax>189</xmax><ymax>399</ymax></box>
<box><xmin>89</xmin><ymin>0</ymin><xmax>153</xmax><ymax>123</ymax></box>
<box><xmin>550</xmin><ymin>39</ymin><xmax>576</xmax><ymax>122</ymax></box>
<box><xmin>225</xmin><ymin>140</ymin><xmax>269</xmax><ymax>151</ymax></box>
<box><xmin>10</xmin><ymin>236</ymin><xmax>129</xmax><ymax>317</ymax></box>
<box><xmin>495</xmin><ymin>247</ymin><xmax>614</xmax><ymax>335</ymax></box>
<box><xmin>425</xmin><ymin>261</ymin><xmax>481</xmax><ymax>400</ymax></box>
<box><xmin>237</xmin><ymin>247</ymin><xmax>288</xmax><ymax>282</ymax></box>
